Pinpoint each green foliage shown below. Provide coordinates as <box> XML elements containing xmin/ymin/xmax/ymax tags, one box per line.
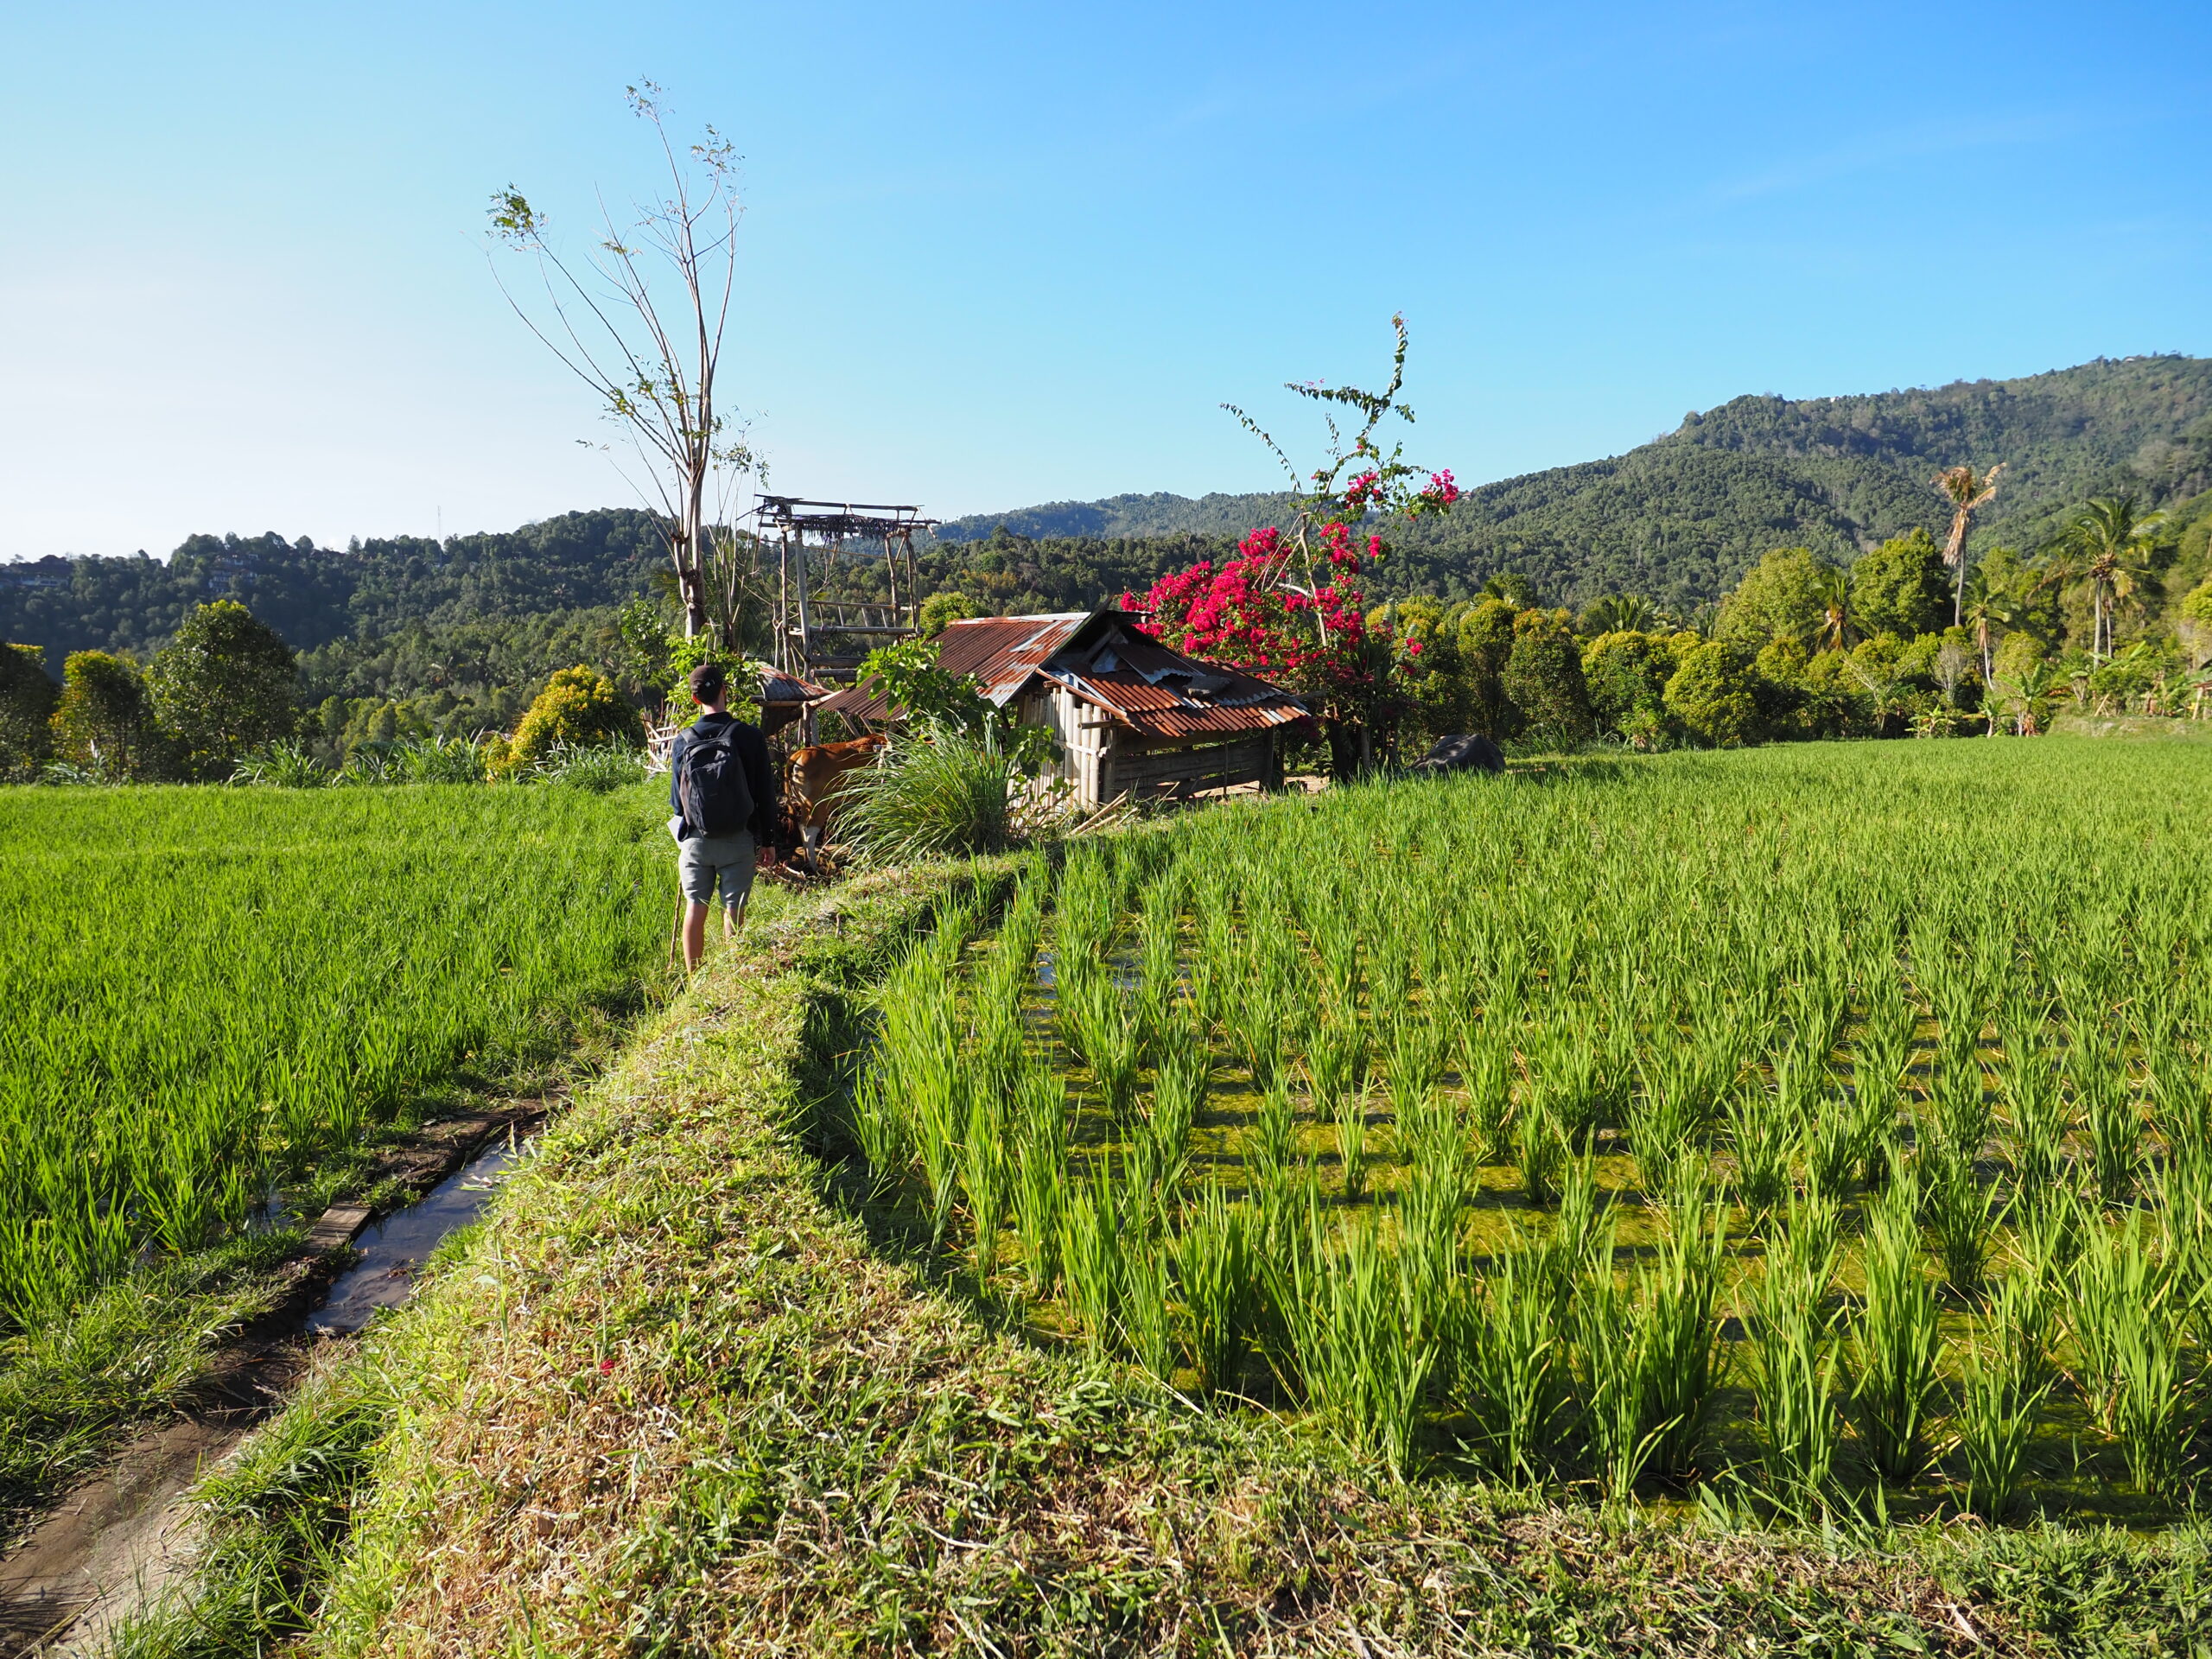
<box><xmin>1853</xmin><ymin>530</ymin><xmax>1949</xmax><ymax>639</ymax></box>
<box><xmin>1500</xmin><ymin>610</ymin><xmax>1592</xmax><ymax>746</ymax></box>
<box><xmin>1580</xmin><ymin>630</ymin><xmax>1679</xmax><ymax>741</ymax></box>
<box><xmin>1456</xmin><ymin>598</ymin><xmax>1521</xmax><ymax>739</ymax></box>
<box><xmin>498</xmin><ymin>664</ymin><xmax>642</xmax><ymax>777</ymax></box>
<box><xmin>917</xmin><ymin>590</ymin><xmax>976</xmax><ymax>638</ymax></box>
<box><xmin>1663</xmin><ymin>641</ymin><xmax>1763</xmax><ymax>747</ymax></box>
<box><xmin>836</xmin><ymin>728</ymin><xmax>1039</xmax><ymax>863</ymax></box>
<box><xmin>0</xmin><ymin>644</ymin><xmax>57</xmax><ymax>782</ymax></box>
<box><xmin>2177</xmin><ymin>574</ymin><xmax>2212</xmax><ymax>624</ymax></box>
<box><xmin>856</xmin><ymin>638</ymin><xmax>1059</xmax><ymax>774</ymax></box>
<box><xmin>51</xmin><ymin>650</ymin><xmax>157</xmax><ymax>779</ymax></box>
<box><xmin>1715</xmin><ymin>548</ymin><xmax>1832</xmax><ymax>646</ymax></box>
<box><xmin>145</xmin><ymin>600</ymin><xmax>300</xmax><ymax>779</ymax></box>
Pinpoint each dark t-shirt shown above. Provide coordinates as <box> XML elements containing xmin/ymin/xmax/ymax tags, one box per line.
<box><xmin>669</xmin><ymin>712</ymin><xmax>779</xmax><ymax>846</ymax></box>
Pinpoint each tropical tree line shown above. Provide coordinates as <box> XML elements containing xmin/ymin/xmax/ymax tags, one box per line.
<box><xmin>0</xmin><ymin>599</ymin><xmax>664</xmax><ymax>787</ymax></box>
<box><xmin>1325</xmin><ymin>492</ymin><xmax>2210</xmax><ymax>760</ymax></box>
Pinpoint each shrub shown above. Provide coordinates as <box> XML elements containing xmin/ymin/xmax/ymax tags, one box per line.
<box><xmin>1501</xmin><ymin>610</ymin><xmax>1592</xmax><ymax>746</ymax></box>
<box><xmin>1664</xmin><ymin>642</ymin><xmax>1762</xmax><ymax>747</ymax></box>
<box><xmin>51</xmin><ymin>651</ymin><xmax>159</xmax><ymax>779</ymax></box>
<box><xmin>0</xmin><ymin>645</ymin><xmax>57</xmax><ymax>783</ymax></box>
<box><xmin>231</xmin><ymin>740</ymin><xmax>332</xmax><ymax>788</ymax></box>
<box><xmin>1852</xmin><ymin>530</ymin><xmax>1948</xmax><ymax>639</ymax></box>
<box><xmin>1715</xmin><ymin>548</ymin><xmax>1832</xmax><ymax>647</ymax></box>
<box><xmin>498</xmin><ymin>666</ymin><xmax>642</xmax><ymax>777</ymax></box>
<box><xmin>1580</xmin><ymin>630</ymin><xmax>1677</xmax><ymax>742</ymax></box>
<box><xmin>838</xmin><ymin>729</ymin><xmax>1039</xmax><ymax>862</ymax></box>
<box><xmin>533</xmin><ymin>741</ymin><xmax>649</xmax><ymax>794</ymax></box>
<box><xmin>917</xmin><ymin>591</ymin><xmax>976</xmax><ymax>639</ymax></box>
<box><xmin>147</xmin><ymin>600</ymin><xmax>300</xmax><ymax>779</ymax></box>
<box><xmin>394</xmin><ymin>734</ymin><xmax>493</xmax><ymax>785</ymax></box>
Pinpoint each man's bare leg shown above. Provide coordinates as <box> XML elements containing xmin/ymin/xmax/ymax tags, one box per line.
<box><xmin>683</xmin><ymin>900</ymin><xmax>711</xmax><ymax>971</ymax></box>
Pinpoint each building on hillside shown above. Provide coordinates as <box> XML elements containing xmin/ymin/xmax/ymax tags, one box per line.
<box><xmin>812</xmin><ymin>607</ymin><xmax>1307</xmax><ymax>809</ymax></box>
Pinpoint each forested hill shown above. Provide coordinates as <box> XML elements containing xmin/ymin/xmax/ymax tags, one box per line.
<box><xmin>0</xmin><ymin>511</ymin><xmax>667</xmax><ymax>666</ymax></box>
<box><xmin>7</xmin><ymin>354</ymin><xmax>2210</xmax><ymax>702</ymax></box>
<box><xmin>936</xmin><ymin>355</ymin><xmax>2212</xmax><ymax>607</ymax></box>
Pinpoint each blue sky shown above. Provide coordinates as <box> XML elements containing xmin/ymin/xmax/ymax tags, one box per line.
<box><xmin>2</xmin><ymin>0</ymin><xmax>2205</xmax><ymax>559</ymax></box>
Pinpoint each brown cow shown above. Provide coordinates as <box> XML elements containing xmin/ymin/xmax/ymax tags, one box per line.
<box><xmin>785</xmin><ymin>733</ymin><xmax>888</xmax><ymax>872</ymax></box>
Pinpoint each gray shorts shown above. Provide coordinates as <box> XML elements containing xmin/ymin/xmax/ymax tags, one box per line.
<box><xmin>677</xmin><ymin>830</ymin><xmax>755</xmax><ymax>911</ymax></box>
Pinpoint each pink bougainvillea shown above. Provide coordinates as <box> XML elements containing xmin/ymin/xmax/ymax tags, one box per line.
<box><xmin>1122</xmin><ymin>316</ymin><xmax>1458</xmax><ymax>774</ymax></box>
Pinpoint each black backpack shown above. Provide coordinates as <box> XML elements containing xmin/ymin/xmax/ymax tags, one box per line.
<box><xmin>677</xmin><ymin>725</ymin><xmax>755</xmax><ymax>838</ymax></box>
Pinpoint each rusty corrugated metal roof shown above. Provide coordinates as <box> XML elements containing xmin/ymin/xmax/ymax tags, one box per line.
<box><xmin>812</xmin><ymin>613</ymin><xmax>1088</xmax><ymax>723</ymax></box>
<box><xmin>813</xmin><ymin>608</ymin><xmax>1306</xmax><ymax>742</ymax></box>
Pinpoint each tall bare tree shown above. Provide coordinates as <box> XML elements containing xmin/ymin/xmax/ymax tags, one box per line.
<box><xmin>488</xmin><ymin>83</ymin><xmax>754</xmax><ymax>640</ymax></box>
<box><xmin>1933</xmin><ymin>462</ymin><xmax>2003</xmax><ymax>627</ymax></box>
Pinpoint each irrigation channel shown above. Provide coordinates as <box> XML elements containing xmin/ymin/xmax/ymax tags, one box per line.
<box><xmin>0</xmin><ymin>1119</ymin><xmax>535</xmax><ymax>1657</ymax></box>
<box><xmin>839</xmin><ymin>747</ymin><xmax>2212</xmax><ymax>1520</ymax></box>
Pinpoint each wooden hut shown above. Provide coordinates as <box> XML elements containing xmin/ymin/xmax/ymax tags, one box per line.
<box><xmin>813</xmin><ymin>608</ymin><xmax>1307</xmax><ymax>809</ymax></box>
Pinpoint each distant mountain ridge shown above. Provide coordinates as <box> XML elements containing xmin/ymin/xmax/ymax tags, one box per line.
<box><xmin>935</xmin><ymin>355</ymin><xmax>2212</xmax><ymax>607</ymax></box>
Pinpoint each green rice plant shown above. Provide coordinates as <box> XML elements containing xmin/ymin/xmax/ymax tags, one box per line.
<box><xmin>1059</xmin><ymin>1173</ymin><xmax>1125</xmax><ymax>1361</ymax></box>
<box><xmin>1398</xmin><ymin>1141</ymin><xmax>1466</xmax><ymax>1341</ymax></box>
<box><xmin>1749</xmin><ymin>1243</ymin><xmax>1841</xmax><ymax>1504</ymax></box>
<box><xmin>1136</xmin><ymin>877</ymin><xmax>1185</xmax><ymax>1047</ymax></box>
<box><xmin>1120</xmin><ymin>1234</ymin><xmax>1174</xmax><ymax>1377</ymax></box>
<box><xmin>1527</xmin><ymin>1018</ymin><xmax>1605</xmax><ymax>1148</ymax></box>
<box><xmin>1235</xmin><ymin>974</ymin><xmax>1289</xmax><ymax>1089</ymax></box>
<box><xmin>1552</xmin><ymin>1151</ymin><xmax>1613</xmax><ymax>1290</ymax></box>
<box><xmin>1849</xmin><ymin>1180</ymin><xmax>1942</xmax><ymax>1484</ymax></box>
<box><xmin>2002</xmin><ymin>1038</ymin><xmax>2071</xmax><ymax>1194</ymax></box>
<box><xmin>1135</xmin><ymin>1046</ymin><xmax>1206</xmax><ymax>1201</ymax></box>
<box><xmin>1802</xmin><ymin>1096</ymin><xmax>1862</xmax><ymax>1200</ymax></box>
<box><xmin>1573</xmin><ymin>1256</ymin><xmax>1658</xmax><ymax>1501</ymax></box>
<box><xmin>1956</xmin><ymin>1278</ymin><xmax>2053</xmax><ymax>1522</ymax></box>
<box><xmin>2075</xmin><ymin>1061</ymin><xmax>2142</xmax><ymax>1208</ymax></box>
<box><xmin>1457</xmin><ymin>1026</ymin><xmax>1515</xmax><ymax>1163</ymax></box>
<box><xmin>1332</xmin><ymin>1079</ymin><xmax>1372</xmax><ymax>1203</ymax></box>
<box><xmin>1452</xmin><ymin>1244</ymin><xmax>1570</xmax><ymax>1484</ymax></box>
<box><xmin>1929</xmin><ymin>1055</ymin><xmax>1995</xmax><ymax>1163</ymax></box>
<box><xmin>1173</xmin><ymin>1185</ymin><xmax>1256</xmax><ymax>1395</ymax></box>
<box><xmin>1384</xmin><ymin>1012</ymin><xmax>1446</xmax><ymax>1125</ymax></box>
<box><xmin>1919</xmin><ymin>1141</ymin><xmax>1997</xmax><ymax>1300</ymax></box>
<box><xmin>1013</xmin><ymin>1071</ymin><xmax>1070</xmax><ymax>1296</ymax></box>
<box><xmin>1724</xmin><ymin>1085</ymin><xmax>1795</xmax><ymax>1225</ymax></box>
<box><xmin>1278</xmin><ymin>1212</ymin><xmax>1433</xmax><ymax>1475</ymax></box>
<box><xmin>1514</xmin><ymin>1097</ymin><xmax>1567</xmax><ymax>1209</ymax></box>
<box><xmin>956</xmin><ymin>1088</ymin><xmax>1012</xmax><ymax>1278</ymax></box>
<box><xmin>1065</xmin><ymin>973</ymin><xmax>1142</xmax><ymax>1121</ymax></box>
<box><xmin>1305</xmin><ymin>1020</ymin><xmax>1368</xmax><ymax>1121</ymax></box>
<box><xmin>1625</xmin><ymin>1063</ymin><xmax>1702</xmax><ymax>1200</ymax></box>
<box><xmin>1637</xmin><ymin>1202</ymin><xmax>1730</xmax><ymax>1480</ymax></box>
<box><xmin>2071</xmin><ymin>1209</ymin><xmax>2187</xmax><ymax>1495</ymax></box>
<box><xmin>1249</xmin><ymin>1076</ymin><xmax>1298</xmax><ymax>1190</ymax></box>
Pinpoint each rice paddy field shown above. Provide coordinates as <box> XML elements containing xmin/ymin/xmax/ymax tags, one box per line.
<box><xmin>0</xmin><ymin>782</ymin><xmax>671</xmax><ymax>1334</ymax></box>
<box><xmin>847</xmin><ymin>739</ymin><xmax>2212</xmax><ymax>1522</ymax></box>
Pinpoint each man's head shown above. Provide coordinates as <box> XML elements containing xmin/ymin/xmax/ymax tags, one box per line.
<box><xmin>689</xmin><ymin>662</ymin><xmax>728</xmax><ymax>710</ymax></box>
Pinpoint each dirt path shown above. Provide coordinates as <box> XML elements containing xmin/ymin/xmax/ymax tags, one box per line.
<box><xmin>0</xmin><ymin>1105</ymin><xmax>545</xmax><ymax>1656</ymax></box>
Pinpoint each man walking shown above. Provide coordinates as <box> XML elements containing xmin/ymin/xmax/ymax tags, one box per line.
<box><xmin>669</xmin><ymin>662</ymin><xmax>779</xmax><ymax>970</ymax></box>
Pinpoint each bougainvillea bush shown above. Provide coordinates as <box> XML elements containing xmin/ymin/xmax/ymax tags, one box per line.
<box><xmin>1124</xmin><ymin>318</ymin><xmax>1459</xmax><ymax>776</ymax></box>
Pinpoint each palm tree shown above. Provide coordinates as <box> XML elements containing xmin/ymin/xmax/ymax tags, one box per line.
<box><xmin>1959</xmin><ymin>564</ymin><xmax>2025</xmax><ymax>689</ymax></box>
<box><xmin>2050</xmin><ymin>496</ymin><xmax>2165</xmax><ymax>663</ymax></box>
<box><xmin>1934</xmin><ymin>463</ymin><xmax>2004</xmax><ymax>626</ymax></box>
<box><xmin>1813</xmin><ymin>565</ymin><xmax>1855</xmax><ymax>652</ymax></box>
<box><xmin>1992</xmin><ymin>658</ymin><xmax>2062</xmax><ymax>735</ymax></box>
<box><xmin>1580</xmin><ymin>593</ymin><xmax>1657</xmax><ymax>635</ymax></box>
